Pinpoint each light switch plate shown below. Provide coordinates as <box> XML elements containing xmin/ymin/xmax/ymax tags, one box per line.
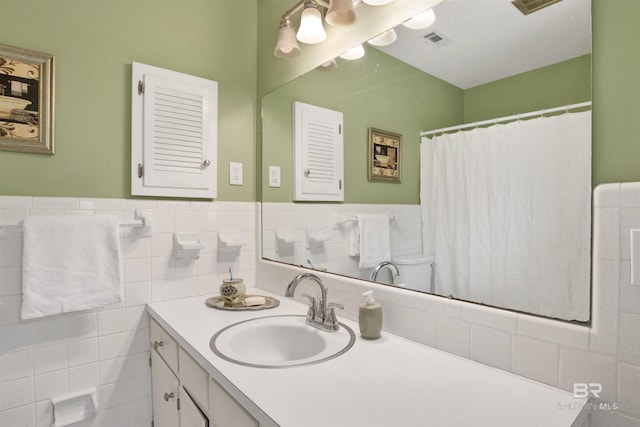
<box><xmin>632</xmin><ymin>229</ymin><xmax>640</xmax><ymax>285</ymax></box>
<box><xmin>229</xmin><ymin>162</ymin><xmax>243</xmax><ymax>186</ymax></box>
<box><xmin>269</xmin><ymin>166</ymin><xmax>281</xmax><ymax>188</ymax></box>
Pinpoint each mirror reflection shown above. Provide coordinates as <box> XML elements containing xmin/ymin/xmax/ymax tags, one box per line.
<box><xmin>262</xmin><ymin>0</ymin><xmax>592</xmax><ymax>322</ymax></box>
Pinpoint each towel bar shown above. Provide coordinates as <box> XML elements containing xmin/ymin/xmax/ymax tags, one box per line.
<box><xmin>339</xmin><ymin>214</ymin><xmax>397</xmax><ymax>223</ymax></box>
<box><xmin>0</xmin><ymin>220</ymin><xmax>143</xmax><ymax>230</ymax></box>
<box><xmin>0</xmin><ymin>209</ymin><xmax>153</xmax><ymax>231</ymax></box>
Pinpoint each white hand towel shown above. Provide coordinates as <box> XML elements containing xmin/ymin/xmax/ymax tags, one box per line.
<box><xmin>21</xmin><ymin>215</ymin><xmax>123</xmax><ymax>320</ymax></box>
<box><xmin>348</xmin><ymin>221</ymin><xmax>360</xmax><ymax>257</ymax></box>
<box><xmin>356</xmin><ymin>214</ymin><xmax>391</xmax><ymax>269</ymax></box>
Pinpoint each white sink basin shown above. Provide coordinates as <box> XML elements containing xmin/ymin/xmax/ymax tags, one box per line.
<box><xmin>210</xmin><ymin>315</ymin><xmax>355</xmax><ymax>368</ymax></box>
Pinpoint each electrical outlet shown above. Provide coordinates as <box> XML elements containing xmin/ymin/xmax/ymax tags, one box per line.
<box><xmin>269</xmin><ymin>166</ymin><xmax>281</xmax><ymax>188</ymax></box>
<box><xmin>229</xmin><ymin>162</ymin><xmax>243</xmax><ymax>186</ymax></box>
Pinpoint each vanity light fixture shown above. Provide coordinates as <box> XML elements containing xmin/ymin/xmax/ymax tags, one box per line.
<box><xmin>274</xmin><ymin>18</ymin><xmax>301</xmax><ymax>58</ymax></box>
<box><xmin>274</xmin><ymin>0</ymin><xmax>390</xmax><ymax>59</ymax></box>
<box><xmin>402</xmin><ymin>8</ymin><xmax>436</xmax><ymax>30</ymax></box>
<box><xmin>362</xmin><ymin>0</ymin><xmax>396</xmax><ymax>5</ymax></box>
<box><xmin>367</xmin><ymin>28</ymin><xmax>398</xmax><ymax>46</ymax></box>
<box><xmin>318</xmin><ymin>59</ymin><xmax>338</xmax><ymax>70</ymax></box>
<box><xmin>339</xmin><ymin>44</ymin><xmax>366</xmax><ymax>60</ymax></box>
<box><xmin>326</xmin><ymin>0</ymin><xmax>358</xmax><ymax>25</ymax></box>
<box><xmin>297</xmin><ymin>1</ymin><xmax>327</xmax><ymax>44</ymax></box>
<box><xmin>273</xmin><ymin>0</ymin><xmax>407</xmax><ymax>59</ymax></box>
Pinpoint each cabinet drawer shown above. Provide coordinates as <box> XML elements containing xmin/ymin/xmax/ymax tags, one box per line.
<box><xmin>209</xmin><ymin>377</ymin><xmax>258</xmax><ymax>427</ymax></box>
<box><xmin>150</xmin><ymin>318</ymin><xmax>179</xmax><ymax>374</ymax></box>
<box><xmin>179</xmin><ymin>347</ymin><xmax>209</xmax><ymax>413</ymax></box>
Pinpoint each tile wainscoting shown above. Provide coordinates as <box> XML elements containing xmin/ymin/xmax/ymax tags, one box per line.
<box><xmin>2</xmin><ymin>182</ymin><xmax>639</xmax><ymax>426</ymax></box>
<box><xmin>0</xmin><ymin>196</ymin><xmax>257</xmax><ymax>427</ymax></box>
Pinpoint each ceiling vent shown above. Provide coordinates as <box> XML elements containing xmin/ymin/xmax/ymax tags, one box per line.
<box><xmin>512</xmin><ymin>0</ymin><xmax>563</xmax><ymax>15</ymax></box>
<box><xmin>423</xmin><ymin>30</ymin><xmax>451</xmax><ymax>48</ymax></box>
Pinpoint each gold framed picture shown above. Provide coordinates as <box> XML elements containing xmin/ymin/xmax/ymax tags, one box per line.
<box><xmin>0</xmin><ymin>44</ymin><xmax>55</xmax><ymax>154</ymax></box>
<box><xmin>368</xmin><ymin>127</ymin><xmax>401</xmax><ymax>183</ymax></box>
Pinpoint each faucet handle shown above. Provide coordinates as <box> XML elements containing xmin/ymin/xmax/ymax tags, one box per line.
<box><xmin>326</xmin><ymin>302</ymin><xmax>343</xmax><ymax>330</ymax></box>
<box><xmin>302</xmin><ymin>294</ymin><xmax>317</xmax><ymax>320</ymax></box>
<box><xmin>328</xmin><ymin>302</ymin><xmax>344</xmax><ymax>310</ymax></box>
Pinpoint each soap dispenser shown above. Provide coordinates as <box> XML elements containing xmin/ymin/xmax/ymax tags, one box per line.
<box><xmin>359</xmin><ymin>291</ymin><xmax>382</xmax><ymax>339</ymax></box>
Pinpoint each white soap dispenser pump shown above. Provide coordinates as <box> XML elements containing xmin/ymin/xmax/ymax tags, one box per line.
<box><xmin>359</xmin><ymin>290</ymin><xmax>382</xmax><ymax>339</ymax></box>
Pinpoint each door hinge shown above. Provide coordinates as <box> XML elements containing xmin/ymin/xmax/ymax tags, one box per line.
<box><xmin>148</xmin><ymin>356</ymin><xmax>152</xmax><ymax>368</ymax></box>
<box><xmin>138</xmin><ymin>80</ymin><xmax>145</xmax><ymax>95</ymax></box>
<box><xmin>138</xmin><ymin>163</ymin><xmax>144</xmax><ymax>178</ymax></box>
<box><xmin>177</xmin><ymin>397</ymin><xmax>181</xmax><ymax>411</ymax></box>
<box><xmin>339</xmin><ymin>179</ymin><xmax>342</xmax><ymax>190</ymax></box>
<box><xmin>151</xmin><ymin>420</ymin><xmax>154</xmax><ymax>427</ymax></box>
<box><xmin>339</xmin><ymin>124</ymin><xmax>342</xmax><ymax>134</ymax></box>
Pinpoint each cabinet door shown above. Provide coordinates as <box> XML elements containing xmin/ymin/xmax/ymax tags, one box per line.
<box><xmin>292</xmin><ymin>101</ymin><xmax>344</xmax><ymax>202</ymax></box>
<box><xmin>179</xmin><ymin>347</ymin><xmax>209</xmax><ymax>413</ymax></box>
<box><xmin>180</xmin><ymin>386</ymin><xmax>209</xmax><ymax>427</ymax></box>
<box><xmin>151</xmin><ymin>350</ymin><xmax>180</xmax><ymax>427</ymax></box>
<box><xmin>209</xmin><ymin>378</ymin><xmax>258</xmax><ymax>427</ymax></box>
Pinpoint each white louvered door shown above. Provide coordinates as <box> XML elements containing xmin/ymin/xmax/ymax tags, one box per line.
<box><xmin>293</xmin><ymin>101</ymin><xmax>344</xmax><ymax>201</ymax></box>
<box><xmin>132</xmin><ymin>62</ymin><xmax>217</xmax><ymax>198</ymax></box>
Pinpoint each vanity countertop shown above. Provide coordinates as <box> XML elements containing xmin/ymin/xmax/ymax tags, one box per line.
<box><xmin>147</xmin><ymin>289</ymin><xmax>588</xmax><ymax>427</ymax></box>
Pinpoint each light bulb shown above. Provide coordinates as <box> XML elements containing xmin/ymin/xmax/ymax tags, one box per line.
<box><xmin>326</xmin><ymin>0</ymin><xmax>357</xmax><ymax>26</ymax></box>
<box><xmin>367</xmin><ymin>29</ymin><xmax>397</xmax><ymax>47</ymax></box>
<box><xmin>402</xmin><ymin>9</ymin><xmax>436</xmax><ymax>30</ymax></box>
<box><xmin>362</xmin><ymin>0</ymin><xmax>395</xmax><ymax>5</ymax></box>
<box><xmin>318</xmin><ymin>59</ymin><xmax>338</xmax><ymax>71</ymax></box>
<box><xmin>274</xmin><ymin>22</ymin><xmax>301</xmax><ymax>58</ymax></box>
<box><xmin>339</xmin><ymin>44</ymin><xmax>365</xmax><ymax>60</ymax></box>
<box><xmin>296</xmin><ymin>3</ymin><xmax>327</xmax><ymax>44</ymax></box>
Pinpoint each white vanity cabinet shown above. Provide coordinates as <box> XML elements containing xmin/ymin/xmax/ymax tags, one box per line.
<box><xmin>150</xmin><ymin>318</ymin><xmax>258</xmax><ymax>427</ymax></box>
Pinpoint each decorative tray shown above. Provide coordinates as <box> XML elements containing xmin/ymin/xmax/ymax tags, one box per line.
<box><xmin>205</xmin><ymin>295</ymin><xmax>280</xmax><ymax>311</ymax></box>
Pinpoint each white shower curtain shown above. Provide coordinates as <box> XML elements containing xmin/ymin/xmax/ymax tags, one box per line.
<box><xmin>420</xmin><ymin>111</ymin><xmax>591</xmax><ymax>321</ymax></box>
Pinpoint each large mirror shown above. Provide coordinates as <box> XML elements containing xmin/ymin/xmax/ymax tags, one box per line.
<box><xmin>261</xmin><ymin>0</ymin><xmax>592</xmax><ymax>322</ymax></box>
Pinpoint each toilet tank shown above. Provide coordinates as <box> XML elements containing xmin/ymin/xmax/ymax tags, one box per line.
<box><xmin>392</xmin><ymin>255</ymin><xmax>434</xmax><ymax>293</ymax></box>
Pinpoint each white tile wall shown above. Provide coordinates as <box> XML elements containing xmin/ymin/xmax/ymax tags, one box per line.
<box><xmin>262</xmin><ymin>202</ymin><xmax>423</xmax><ymax>280</ymax></box>
<box><xmin>4</xmin><ymin>184</ymin><xmax>639</xmax><ymax>426</ymax></box>
<box><xmin>258</xmin><ymin>183</ymin><xmax>640</xmax><ymax>427</ymax></box>
<box><xmin>0</xmin><ymin>196</ymin><xmax>257</xmax><ymax>427</ymax></box>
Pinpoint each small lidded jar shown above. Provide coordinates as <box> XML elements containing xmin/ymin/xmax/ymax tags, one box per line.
<box><xmin>219</xmin><ymin>278</ymin><xmax>246</xmax><ymax>306</ymax></box>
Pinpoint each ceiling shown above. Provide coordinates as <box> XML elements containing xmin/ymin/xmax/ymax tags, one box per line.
<box><xmin>373</xmin><ymin>0</ymin><xmax>591</xmax><ymax>89</ymax></box>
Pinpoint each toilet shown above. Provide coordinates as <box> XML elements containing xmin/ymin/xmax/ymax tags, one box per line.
<box><xmin>391</xmin><ymin>255</ymin><xmax>434</xmax><ymax>293</ymax></box>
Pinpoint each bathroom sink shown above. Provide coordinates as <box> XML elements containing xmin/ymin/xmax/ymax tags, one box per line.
<box><xmin>210</xmin><ymin>314</ymin><xmax>355</xmax><ymax>368</ymax></box>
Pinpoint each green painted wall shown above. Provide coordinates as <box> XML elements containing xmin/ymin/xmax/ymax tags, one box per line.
<box><xmin>464</xmin><ymin>55</ymin><xmax>592</xmax><ymax>123</ymax></box>
<box><xmin>0</xmin><ymin>0</ymin><xmax>257</xmax><ymax>201</ymax></box>
<box><xmin>2</xmin><ymin>0</ymin><xmax>639</xmax><ymax>201</ymax></box>
<box><xmin>262</xmin><ymin>47</ymin><xmax>463</xmax><ymax>204</ymax></box>
<box><xmin>261</xmin><ymin>51</ymin><xmax>590</xmax><ymax>204</ymax></box>
<box><xmin>592</xmin><ymin>0</ymin><xmax>640</xmax><ymax>185</ymax></box>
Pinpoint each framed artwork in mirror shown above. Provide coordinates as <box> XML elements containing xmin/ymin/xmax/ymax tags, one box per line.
<box><xmin>368</xmin><ymin>127</ymin><xmax>401</xmax><ymax>183</ymax></box>
<box><xmin>0</xmin><ymin>44</ymin><xmax>55</xmax><ymax>154</ymax></box>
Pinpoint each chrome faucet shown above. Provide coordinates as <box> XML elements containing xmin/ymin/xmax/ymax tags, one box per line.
<box><xmin>370</xmin><ymin>261</ymin><xmax>400</xmax><ymax>283</ymax></box>
<box><xmin>285</xmin><ymin>273</ymin><xmax>343</xmax><ymax>332</ymax></box>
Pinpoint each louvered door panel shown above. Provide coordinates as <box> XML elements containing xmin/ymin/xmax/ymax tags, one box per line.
<box><xmin>131</xmin><ymin>62</ymin><xmax>217</xmax><ymax>198</ymax></box>
<box><xmin>293</xmin><ymin>101</ymin><xmax>344</xmax><ymax>201</ymax></box>
<box><xmin>143</xmin><ymin>74</ymin><xmax>210</xmax><ymax>189</ymax></box>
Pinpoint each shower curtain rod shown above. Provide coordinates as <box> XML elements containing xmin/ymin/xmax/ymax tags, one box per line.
<box><xmin>420</xmin><ymin>101</ymin><xmax>592</xmax><ymax>137</ymax></box>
